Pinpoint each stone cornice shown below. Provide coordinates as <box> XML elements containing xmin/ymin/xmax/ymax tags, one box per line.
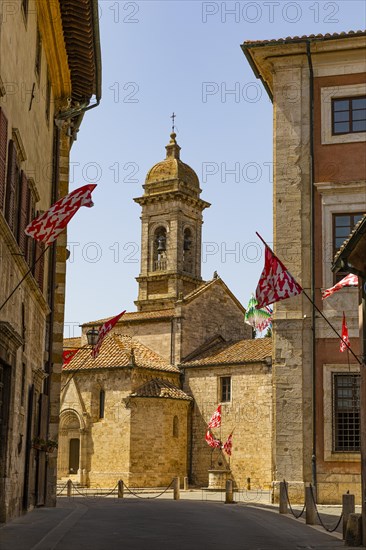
<box><xmin>36</xmin><ymin>0</ymin><xmax>72</xmax><ymax>101</ymax></box>
<box><xmin>0</xmin><ymin>321</ymin><xmax>23</xmax><ymax>350</ymax></box>
<box><xmin>314</xmin><ymin>180</ymin><xmax>366</xmax><ymax>195</ymax></box>
<box><xmin>134</xmin><ymin>191</ymin><xmax>210</xmax><ymax>211</ymax></box>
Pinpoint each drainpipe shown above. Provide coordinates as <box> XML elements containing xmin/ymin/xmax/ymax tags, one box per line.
<box><xmin>306</xmin><ymin>41</ymin><xmax>317</xmax><ymax>492</ymax></box>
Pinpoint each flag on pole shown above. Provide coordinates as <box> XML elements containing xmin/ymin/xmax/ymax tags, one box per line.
<box><xmin>245</xmin><ymin>294</ymin><xmax>272</xmax><ymax>332</ymax></box>
<box><xmin>322</xmin><ymin>274</ymin><xmax>358</xmax><ymax>300</ymax></box>
<box><xmin>63</xmin><ymin>349</ymin><xmax>79</xmax><ymax>366</ymax></box>
<box><xmin>25</xmin><ymin>184</ymin><xmax>97</xmax><ymax>244</ymax></box>
<box><xmin>207</xmin><ymin>405</ymin><xmax>221</xmax><ymax>429</ymax></box>
<box><xmin>205</xmin><ymin>430</ymin><xmax>221</xmax><ymax>449</ymax></box>
<box><xmin>340</xmin><ymin>312</ymin><xmax>350</xmax><ymax>353</ymax></box>
<box><xmin>255</xmin><ymin>234</ymin><xmax>303</xmax><ymax>309</ymax></box>
<box><xmin>91</xmin><ymin>310</ymin><xmax>126</xmax><ymax>359</ymax></box>
<box><xmin>223</xmin><ymin>432</ymin><xmax>233</xmax><ymax>456</ymax></box>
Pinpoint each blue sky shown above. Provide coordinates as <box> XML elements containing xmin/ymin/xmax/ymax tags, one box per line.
<box><xmin>63</xmin><ymin>0</ymin><xmax>366</xmax><ymax>337</ymax></box>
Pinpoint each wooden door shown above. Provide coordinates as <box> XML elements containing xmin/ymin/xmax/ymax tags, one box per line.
<box><xmin>69</xmin><ymin>438</ymin><xmax>80</xmax><ymax>474</ymax></box>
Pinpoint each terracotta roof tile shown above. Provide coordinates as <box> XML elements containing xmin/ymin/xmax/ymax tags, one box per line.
<box><xmin>83</xmin><ymin>309</ymin><xmax>175</xmax><ymax>327</ymax></box>
<box><xmin>63</xmin><ymin>336</ymin><xmax>81</xmax><ymax>348</ymax></box>
<box><xmin>243</xmin><ymin>30</ymin><xmax>366</xmax><ymax>46</ymax></box>
<box><xmin>181</xmin><ymin>338</ymin><xmax>272</xmax><ymax>367</ymax></box>
<box><xmin>130</xmin><ymin>378</ymin><xmax>192</xmax><ymax>401</ymax></box>
<box><xmin>63</xmin><ymin>334</ymin><xmax>178</xmax><ymax>373</ymax></box>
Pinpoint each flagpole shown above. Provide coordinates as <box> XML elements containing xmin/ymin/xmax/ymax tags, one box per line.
<box><xmin>0</xmin><ymin>245</ymin><xmax>50</xmax><ymax>313</ymax></box>
<box><xmin>256</xmin><ymin>232</ymin><xmax>361</xmax><ymax>365</ymax></box>
<box><xmin>302</xmin><ymin>289</ymin><xmax>361</xmax><ymax>365</ymax></box>
<box><xmin>61</xmin><ymin>351</ymin><xmax>94</xmax><ymax>392</ymax></box>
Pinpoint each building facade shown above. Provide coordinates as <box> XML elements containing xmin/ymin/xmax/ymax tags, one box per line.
<box><xmin>60</xmin><ymin>134</ymin><xmax>272</xmax><ymax>490</ymax></box>
<box><xmin>243</xmin><ymin>30</ymin><xmax>366</xmax><ymax>502</ymax></box>
<box><xmin>0</xmin><ymin>0</ymin><xmax>101</xmax><ymax>521</ymax></box>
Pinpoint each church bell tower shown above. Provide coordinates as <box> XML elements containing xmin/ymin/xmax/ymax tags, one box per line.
<box><xmin>134</xmin><ymin>131</ymin><xmax>210</xmax><ymax>311</ymax></box>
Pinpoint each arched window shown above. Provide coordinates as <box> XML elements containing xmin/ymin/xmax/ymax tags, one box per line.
<box><xmin>99</xmin><ymin>389</ymin><xmax>105</xmax><ymax>419</ymax></box>
<box><xmin>183</xmin><ymin>228</ymin><xmax>193</xmax><ymax>273</ymax></box>
<box><xmin>153</xmin><ymin>226</ymin><xmax>167</xmax><ymax>271</ymax></box>
<box><xmin>173</xmin><ymin>415</ymin><xmax>179</xmax><ymax>438</ymax></box>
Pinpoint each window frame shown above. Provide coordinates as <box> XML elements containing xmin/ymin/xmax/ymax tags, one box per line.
<box><xmin>332</xmin><ymin>373</ymin><xmax>360</xmax><ymax>453</ymax></box>
<box><xmin>220</xmin><ymin>376</ymin><xmax>231</xmax><ymax>403</ymax></box>
<box><xmin>333</xmin><ymin>212</ymin><xmax>363</xmax><ymax>282</ymax></box>
<box><xmin>332</xmin><ymin>96</ymin><xmax>366</xmax><ymax>136</ymax></box>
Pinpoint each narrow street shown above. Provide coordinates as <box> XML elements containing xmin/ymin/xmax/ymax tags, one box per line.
<box><xmin>0</xmin><ymin>499</ymin><xmax>349</xmax><ymax>550</ymax></box>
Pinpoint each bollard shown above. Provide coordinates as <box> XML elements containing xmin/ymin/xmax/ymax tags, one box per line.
<box><xmin>183</xmin><ymin>476</ymin><xmax>188</xmax><ymax>491</ymax></box>
<box><xmin>345</xmin><ymin>513</ymin><xmax>362</xmax><ymax>546</ymax></box>
<box><xmin>305</xmin><ymin>486</ymin><xmax>316</xmax><ymax>525</ymax></box>
<box><xmin>279</xmin><ymin>482</ymin><xmax>288</xmax><ymax>514</ymax></box>
<box><xmin>225</xmin><ymin>479</ymin><xmax>234</xmax><ymax>504</ymax></box>
<box><xmin>118</xmin><ymin>479</ymin><xmax>124</xmax><ymax>499</ymax></box>
<box><xmin>174</xmin><ymin>477</ymin><xmax>180</xmax><ymax>500</ymax></box>
<box><xmin>342</xmin><ymin>493</ymin><xmax>355</xmax><ymax>540</ymax></box>
<box><xmin>67</xmin><ymin>479</ymin><xmax>72</xmax><ymax>498</ymax></box>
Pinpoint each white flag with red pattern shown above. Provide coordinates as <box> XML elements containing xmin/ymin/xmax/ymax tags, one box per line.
<box><xmin>205</xmin><ymin>430</ymin><xmax>221</xmax><ymax>449</ymax></box>
<box><xmin>322</xmin><ymin>274</ymin><xmax>358</xmax><ymax>300</ymax></box>
<box><xmin>91</xmin><ymin>310</ymin><xmax>126</xmax><ymax>359</ymax></box>
<box><xmin>255</xmin><ymin>234</ymin><xmax>303</xmax><ymax>309</ymax></box>
<box><xmin>25</xmin><ymin>184</ymin><xmax>97</xmax><ymax>244</ymax></box>
<box><xmin>340</xmin><ymin>312</ymin><xmax>350</xmax><ymax>353</ymax></box>
<box><xmin>208</xmin><ymin>405</ymin><xmax>221</xmax><ymax>429</ymax></box>
<box><xmin>223</xmin><ymin>432</ymin><xmax>233</xmax><ymax>456</ymax></box>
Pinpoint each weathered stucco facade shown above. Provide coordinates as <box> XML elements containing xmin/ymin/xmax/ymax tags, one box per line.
<box><xmin>0</xmin><ymin>0</ymin><xmax>101</xmax><ymax>522</ymax></box>
<box><xmin>243</xmin><ymin>31</ymin><xmax>366</xmax><ymax>503</ymax></box>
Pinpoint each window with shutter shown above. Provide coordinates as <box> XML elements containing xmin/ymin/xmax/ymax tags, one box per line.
<box><xmin>33</xmin><ymin>240</ymin><xmax>45</xmax><ymax>292</ymax></box>
<box><xmin>0</xmin><ymin>109</ymin><xmax>8</xmax><ymax>212</ymax></box>
<box><xmin>26</xmin><ymin>188</ymin><xmax>35</xmax><ymax>266</ymax></box>
<box><xmin>17</xmin><ymin>171</ymin><xmax>29</xmax><ymax>255</ymax></box>
<box><xmin>5</xmin><ymin>140</ymin><xmax>21</xmax><ymax>235</ymax></box>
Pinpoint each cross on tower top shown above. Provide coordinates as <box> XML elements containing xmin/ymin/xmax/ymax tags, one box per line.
<box><xmin>171</xmin><ymin>112</ymin><xmax>176</xmax><ymax>133</ymax></box>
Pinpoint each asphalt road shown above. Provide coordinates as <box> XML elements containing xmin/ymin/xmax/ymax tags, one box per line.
<box><xmin>0</xmin><ymin>499</ymin><xmax>348</xmax><ymax>550</ymax></box>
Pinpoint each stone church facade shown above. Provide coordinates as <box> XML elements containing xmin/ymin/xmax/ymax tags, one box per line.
<box><xmin>60</xmin><ymin>133</ymin><xmax>273</xmax><ymax>490</ymax></box>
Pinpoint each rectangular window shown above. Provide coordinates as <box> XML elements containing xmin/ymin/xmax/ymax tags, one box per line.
<box><xmin>332</xmin><ymin>96</ymin><xmax>366</xmax><ymax>135</ymax></box>
<box><xmin>220</xmin><ymin>376</ymin><xmax>231</xmax><ymax>403</ymax></box>
<box><xmin>333</xmin><ymin>373</ymin><xmax>360</xmax><ymax>452</ymax></box>
<box><xmin>333</xmin><ymin>213</ymin><xmax>363</xmax><ymax>282</ymax></box>
<box><xmin>35</xmin><ymin>28</ymin><xmax>42</xmax><ymax>80</ymax></box>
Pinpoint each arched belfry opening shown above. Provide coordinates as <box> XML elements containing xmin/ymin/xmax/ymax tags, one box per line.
<box><xmin>153</xmin><ymin>226</ymin><xmax>167</xmax><ymax>272</ymax></box>
<box><xmin>134</xmin><ymin>130</ymin><xmax>210</xmax><ymax>311</ymax></box>
<box><xmin>183</xmin><ymin>227</ymin><xmax>193</xmax><ymax>273</ymax></box>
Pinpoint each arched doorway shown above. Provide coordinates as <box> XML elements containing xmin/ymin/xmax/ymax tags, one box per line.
<box><xmin>58</xmin><ymin>410</ymin><xmax>84</xmax><ymax>481</ymax></box>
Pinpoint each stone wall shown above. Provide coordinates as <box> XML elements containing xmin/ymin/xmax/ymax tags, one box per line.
<box><xmin>184</xmin><ymin>362</ymin><xmax>272</xmax><ymax>489</ymax></box>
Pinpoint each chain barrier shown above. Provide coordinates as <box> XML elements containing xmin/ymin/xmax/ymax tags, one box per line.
<box><xmin>283</xmin><ymin>481</ymin><xmax>306</xmax><ymax>519</ymax></box>
<box><xmin>122</xmin><ymin>479</ymin><xmax>175</xmax><ymax>500</ymax></box>
<box><xmin>309</xmin><ymin>484</ymin><xmax>343</xmax><ymax>533</ymax></box>
<box><xmin>56</xmin><ymin>482</ymin><xmax>68</xmax><ymax>496</ymax></box>
<box><xmin>70</xmin><ymin>481</ymin><xmax>119</xmax><ymax>498</ymax></box>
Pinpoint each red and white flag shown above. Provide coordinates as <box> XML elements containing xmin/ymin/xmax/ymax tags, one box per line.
<box><xmin>91</xmin><ymin>310</ymin><xmax>126</xmax><ymax>359</ymax></box>
<box><xmin>25</xmin><ymin>184</ymin><xmax>97</xmax><ymax>244</ymax></box>
<box><xmin>205</xmin><ymin>430</ymin><xmax>221</xmax><ymax>449</ymax></box>
<box><xmin>208</xmin><ymin>405</ymin><xmax>221</xmax><ymax>429</ymax></box>
<box><xmin>223</xmin><ymin>432</ymin><xmax>233</xmax><ymax>456</ymax></box>
<box><xmin>322</xmin><ymin>273</ymin><xmax>358</xmax><ymax>300</ymax></box>
<box><xmin>255</xmin><ymin>235</ymin><xmax>303</xmax><ymax>309</ymax></box>
<box><xmin>340</xmin><ymin>312</ymin><xmax>350</xmax><ymax>353</ymax></box>
<box><xmin>63</xmin><ymin>349</ymin><xmax>79</xmax><ymax>366</ymax></box>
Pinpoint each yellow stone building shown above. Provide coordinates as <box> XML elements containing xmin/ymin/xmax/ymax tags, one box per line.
<box><xmin>0</xmin><ymin>0</ymin><xmax>101</xmax><ymax>521</ymax></box>
<box><xmin>60</xmin><ymin>134</ymin><xmax>273</xmax><ymax>490</ymax></box>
